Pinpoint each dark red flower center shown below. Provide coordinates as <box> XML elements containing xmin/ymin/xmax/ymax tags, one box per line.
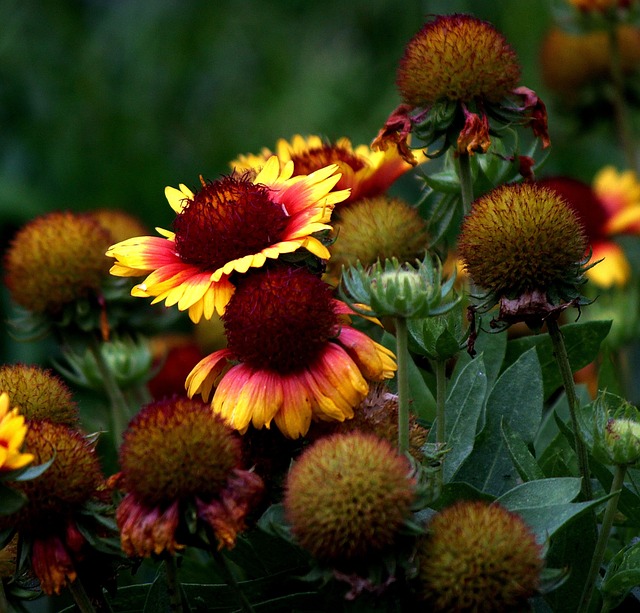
<box><xmin>223</xmin><ymin>266</ymin><xmax>339</xmax><ymax>372</ymax></box>
<box><xmin>173</xmin><ymin>176</ymin><xmax>289</xmax><ymax>270</ymax></box>
<box><xmin>290</xmin><ymin>145</ymin><xmax>365</xmax><ymax>177</ymax></box>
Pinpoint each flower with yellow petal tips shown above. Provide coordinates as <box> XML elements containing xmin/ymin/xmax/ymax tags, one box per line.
<box><xmin>186</xmin><ymin>266</ymin><xmax>396</xmax><ymax>439</ymax></box>
<box><xmin>231</xmin><ymin>134</ymin><xmax>419</xmax><ymax>205</ymax></box>
<box><xmin>106</xmin><ymin>157</ymin><xmax>349</xmax><ymax>322</ymax></box>
<box><xmin>0</xmin><ymin>392</ymin><xmax>34</xmax><ymax>473</ymax></box>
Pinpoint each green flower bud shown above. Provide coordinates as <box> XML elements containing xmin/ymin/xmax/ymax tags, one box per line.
<box><xmin>590</xmin><ymin>392</ymin><xmax>640</xmax><ymax>466</ymax></box>
<box><xmin>604</xmin><ymin>419</ymin><xmax>640</xmax><ymax>466</ymax></box>
<box><xmin>340</xmin><ymin>256</ymin><xmax>459</xmax><ymax>319</ymax></box>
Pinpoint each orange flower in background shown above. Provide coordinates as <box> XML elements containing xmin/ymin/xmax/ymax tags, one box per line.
<box><xmin>106</xmin><ymin>157</ymin><xmax>348</xmax><ymax>322</ymax></box>
<box><xmin>231</xmin><ymin>134</ymin><xmax>418</xmax><ymax>205</ymax></box>
<box><xmin>540</xmin><ymin>166</ymin><xmax>640</xmax><ymax>288</ymax></box>
<box><xmin>186</xmin><ymin>265</ymin><xmax>396</xmax><ymax>439</ymax></box>
<box><xmin>568</xmin><ymin>0</ymin><xmax>633</xmax><ymax>10</ymax></box>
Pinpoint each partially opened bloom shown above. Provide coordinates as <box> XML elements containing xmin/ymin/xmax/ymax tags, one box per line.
<box><xmin>540</xmin><ymin>166</ymin><xmax>640</xmax><ymax>288</ymax></box>
<box><xmin>186</xmin><ymin>265</ymin><xmax>397</xmax><ymax>439</ymax></box>
<box><xmin>116</xmin><ymin>397</ymin><xmax>263</xmax><ymax>557</ymax></box>
<box><xmin>0</xmin><ymin>392</ymin><xmax>34</xmax><ymax>472</ymax></box>
<box><xmin>232</xmin><ymin>135</ymin><xmax>417</xmax><ymax>205</ymax></box>
<box><xmin>106</xmin><ymin>157</ymin><xmax>349</xmax><ymax>322</ymax></box>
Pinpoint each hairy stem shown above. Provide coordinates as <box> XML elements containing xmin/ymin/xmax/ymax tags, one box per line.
<box><xmin>395</xmin><ymin>316</ymin><xmax>411</xmax><ymax>455</ymax></box>
<box><xmin>456</xmin><ymin>152</ymin><xmax>474</xmax><ymax>213</ymax></box>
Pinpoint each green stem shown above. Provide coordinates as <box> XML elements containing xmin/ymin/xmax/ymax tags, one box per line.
<box><xmin>607</xmin><ymin>24</ymin><xmax>637</xmax><ymax>171</ymax></box>
<box><xmin>395</xmin><ymin>316</ymin><xmax>410</xmax><ymax>455</ymax></box>
<box><xmin>547</xmin><ymin>318</ymin><xmax>593</xmax><ymax>500</ymax></box>
<box><xmin>164</xmin><ymin>555</ymin><xmax>185</xmax><ymax>613</ymax></box>
<box><xmin>434</xmin><ymin>358</ymin><xmax>447</xmax><ymax>484</ymax></box>
<box><xmin>89</xmin><ymin>336</ymin><xmax>130</xmax><ymax>446</ymax></box>
<box><xmin>68</xmin><ymin>577</ymin><xmax>98</xmax><ymax>613</ymax></box>
<box><xmin>580</xmin><ymin>464</ymin><xmax>627</xmax><ymax>613</ymax></box>
<box><xmin>211</xmin><ymin>548</ymin><xmax>255</xmax><ymax>613</ymax></box>
<box><xmin>456</xmin><ymin>152</ymin><xmax>474</xmax><ymax>213</ymax></box>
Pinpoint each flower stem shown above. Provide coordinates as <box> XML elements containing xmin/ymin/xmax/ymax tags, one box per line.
<box><xmin>89</xmin><ymin>336</ymin><xmax>130</xmax><ymax>446</ymax></box>
<box><xmin>547</xmin><ymin>318</ymin><xmax>593</xmax><ymax>500</ymax></box>
<box><xmin>68</xmin><ymin>577</ymin><xmax>98</xmax><ymax>613</ymax></box>
<box><xmin>395</xmin><ymin>316</ymin><xmax>410</xmax><ymax>455</ymax></box>
<box><xmin>607</xmin><ymin>24</ymin><xmax>637</xmax><ymax>172</ymax></box>
<box><xmin>211</xmin><ymin>548</ymin><xmax>255</xmax><ymax>613</ymax></box>
<box><xmin>580</xmin><ymin>464</ymin><xmax>627</xmax><ymax>613</ymax></box>
<box><xmin>164</xmin><ymin>555</ymin><xmax>185</xmax><ymax>613</ymax></box>
<box><xmin>456</xmin><ymin>152</ymin><xmax>474</xmax><ymax>213</ymax></box>
<box><xmin>434</xmin><ymin>357</ymin><xmax>447</xmax><ymax>484</ymax></box>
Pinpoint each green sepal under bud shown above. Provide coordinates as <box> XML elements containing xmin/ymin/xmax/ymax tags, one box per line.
<box><xmin>55</xmin><ymin>335</ymin><xmax>153</xmax><ymax>392</ymax></box>
<box><xmin>589</xmin><ymin>391</ymin><xmax>640</xmax><ymax>466</ymax></box>
<box><xmin>408</xmin><ymin>300</ymin><xmax>469</xmax><ymax>361</ymax></box>
<box><xmin>340</xmin><ymin>256</ymin><xmax>460</xmax><ymax>319</ymax></box>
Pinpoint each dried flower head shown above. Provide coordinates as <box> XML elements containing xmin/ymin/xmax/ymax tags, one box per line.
<box><xmin>284</xmin><ymin>432</ymin><xmax>415</xmax><ymax>563</ymax></box>
<box><xmin>416</xmin><ymin>501</ymin><xmax>543</xmax><ymax>611</ymax></box>
<box><xmin>4</xmin><ymin>211</ymin><xmax>112</xmax><ymax>314</ymax></box>
<box><xmin>0</xmin><ymin>364</ymin><xmax>78</xmax><ymax>426</ymax></box>
<box><xmin>117</xmin><ymin>397</ymin><xmax>263</xmax><ymax>556</ymax></box>
<box><xmin>326</xmin><ymin>196</ymin><xmax>428</xmax><ymax>283</ymax></box>
<box><xmin>459</xmin><ymin>183</ymin><xmax>587</xmax><ymax>298</ymax></box>
<box><xmin>397</xmin><ymin>14</ymin><xmax>521</xmax><ymax>107</ymax></box>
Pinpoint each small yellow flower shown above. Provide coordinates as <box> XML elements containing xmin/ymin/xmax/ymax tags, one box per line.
<box><xmin>0</xmin><ymin>392</ymin><xmax>34</xmax><ymax>472</ymax></box>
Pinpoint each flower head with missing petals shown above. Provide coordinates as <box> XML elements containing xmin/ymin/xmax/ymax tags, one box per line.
<box><xmin>186</xmin><ymin>265</ymin><xmax>396</xmax><ymax>439</ymax></box>
<box><xmin>107</xmin><ymin>157</ymin><xmax>349</xmax><ymax>322</ymax></box>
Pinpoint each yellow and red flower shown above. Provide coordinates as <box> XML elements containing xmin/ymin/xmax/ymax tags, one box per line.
<box><xmin>231</xmin><ymin>134</ymin><xmax>417</xmax><ymax>205</ymax></box>
<box><xmin>106</xmin><ymin>156</ymin><xmax>348</xmax><ymax>322</ymax></box>
<box><xmin>540</xmin><ymin>166</ymin><xmax>640</xmax><ymax>288</ymax></box>
<box><xmin>186</xmin><ymin>265</ymin><xmax>397</xmax><ymax>439</ymax></box>
<box><xmin>0</xmin><ymin>392</ymin><xmax>34</xmax><ymax>473</ymax></box>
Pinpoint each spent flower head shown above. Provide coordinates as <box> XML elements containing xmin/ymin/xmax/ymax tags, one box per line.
<box><xmin>326</xmin><ymin>195</ymin><xmax>428</xmax><ymax>284</ymax></box>
<box><xmin>458</xmin><ymin>182</ymin><xmax>591</xmax><ymax>337</ymax></box>
<box><xmin>284</xmin><ymin>431</ymin><xmax>416</xmax><ymax>564</ymax></box>
<box><xmin>116</xmin><ymin>397</ymin><xmax>263</xmax><ymax>556</ymax></box>
<box><xmin>416</xmin><ymin>501</ymin><xmax>544</xmax><ymax>611</ymax></box>
<box><xmin>0</xmin><ymin>364</ymin><xmax>78</xmax><ymax>426</ymax></box>
<box><xmin>4</xmin><ymin>211</ymin><xmax>111</xmax><ymax>315</ymax></box>
<box><xmin>340</xmin><ymin>256</ymin><xmax>459</xmax><ymax>319</ymax></box>
<box><xmin>373</xmin><ymin>14</ymin><xmax>549</xmax><ymax>162</ymax></box>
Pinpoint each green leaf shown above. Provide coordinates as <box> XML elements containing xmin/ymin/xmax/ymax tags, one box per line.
<box><xmin>454</xmin><ymin>348</ymin><xmax>543</xmax><ymax>495</ymax></box>
<box><xmin>504</xmin><ymin>320</ymin><xmax>612</xmax><ymax>399</ymax></box>
<box><xmin>602</xmin><ymin>541</ymin><xmax>640</xmax><ymax>610</ymax></box>
<box><xmin>0</xmin><ymin>483</ymin><xmax>27</xmax><ymax>515</ymax></box>
<box><xmin>429</xmin><ymin>355</ymin><xmax>487</xmax><ymax>482</ymax></box>
<box><xmin>496</xmin><ymin>478</ymin><xmax>581</xmax><ymax>509</ymax></box>
<box><xmin>501</xmin><ymin>419</ymin><xmax>545</xmax><ymax>482</ymax></box>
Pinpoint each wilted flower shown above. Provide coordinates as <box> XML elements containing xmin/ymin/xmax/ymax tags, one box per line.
<box><xmin>231</xmin><ymin>134</ymin><xmax>418</xmax><ymax>205</ymax></box>
<box><xmin>116</xmin><ymin>397</ymin><xmax>263</xmax><ymax>556</ymax></box>
<box><xmin>107</xmin><ymin>157</ymin><xmax>349</xmax><ymax>322</ymax></box>
<box><xmin>374</xmin><ymin>14</ymin><xmax>549</xmax><ymax>161</ymax></box>
<box><xmin>187</xmin><ymin>265</ymin><xmax>396</xmax><ymax>439</ymax></box>
<box><xmin>415</xmin><ymin>501</ymin><xmax>543</xmax><ymax>611</ymax></box>
<box><xmin>284</xmin><ymin>432</ymin><xmax>415</xmax><ymax>563</ymax></box>
<box><xmin>0</xmin><ymin>421</ymin><xmax>105</xmax><ymax>595</ymax></box>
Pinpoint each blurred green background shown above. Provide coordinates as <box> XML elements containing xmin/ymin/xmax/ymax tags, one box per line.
<box><xmin>0</xmin><ymin>0</ymin><xmax>631</xmax><ymax>363</ymax></box>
